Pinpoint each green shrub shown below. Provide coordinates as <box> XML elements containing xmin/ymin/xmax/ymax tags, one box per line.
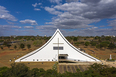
<box><xmin>107</xmin><ymin>59</ymin><xmax>115</xmax><ymax>61</ymax></box>
<box><xmin>85</xmin><ymin>42</ymin><xmax>90</xmax><ymax>46</ymax></box>
<box><xmin>108</xmin><ymin>43</ymin><xmax>116</xmax><ymax>49</ymax></box>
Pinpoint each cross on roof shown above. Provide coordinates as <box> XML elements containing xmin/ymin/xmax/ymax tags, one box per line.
<box><xmin>53</xmin><ymin>38</ymin><xmax>64</xmax><ymax>63</ymax></box>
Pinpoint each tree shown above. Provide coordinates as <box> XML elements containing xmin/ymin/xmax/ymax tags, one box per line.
<box><xmin>14</xmin><ymin>45</ymin><xmax>17</xmax><ymax>50</ymax></box>
<box><xmin>0</xmin><ymin>40</ymin><xmax>4</xmax><ymax>42</ymax></box>
<box><xmin>27</xmin><ymin>44</ymin><xmax>31</xmax><ymax>49</ymax></box>
<box><xmin>31</xmin><ymin>38</ymin><xmax>34</xmax><ymax>41</ymax></box>
<box><xmin>108</xmin><ymin>43</ymin><xmax>115</xmax><ymax>49</ymax></box>
<box><xmin>7</xmin><ymin>44</ymin><xmax>11</xmax><ymax>49</ymax></box>
<box><xmin>94</xmin><ymin>36</ymin><xmax>100</xmax><ymax>40</ymax></box>
<box><xmin>20</xmin><ymin>43</ymin><xmax>25</xmax><ymax>50</ymax></box>
<box><xmin>4</xmin><ymin>63</ymin><xmax>30</xmax><ymax>77</ymax></box>
<box><xmin>99</xmin><ymin>41</ymin><xmax>109</xmax><ymax>48</ymax></box>
<box><xmin>73</xmin><ymin>37</ymin><xmax>78</xmax><ymax>41</ymax></box>
<box><xmin>85</xmin><ymin>42</ymin><xmax>90</xmax><ymax>46</ymax></box>
<box><xmin>1</xmin><ymin>46</ymin><xmax>3</xmax><ymax>50</ymax></box>
<box><xmin>105</xmin><ymin>36</ymin><xmax>111</xmax><ymax>41</ymax></box>
<box><xmin>90</xmin><ymin>41</ymin><xmax>97</xmax><ymax>46</ymax></box>
<box><xmin>0</xmin><ymin>67</ymin><xmax>9</xmax><ymax>77</ymax></box>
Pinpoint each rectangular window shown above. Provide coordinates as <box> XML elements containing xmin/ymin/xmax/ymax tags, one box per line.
<box><xmin>53</xmin><ymin>47</ymin><xmax>63</xmax><ymax>50</ymax></box>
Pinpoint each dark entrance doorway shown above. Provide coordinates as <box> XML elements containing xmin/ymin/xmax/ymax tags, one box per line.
<box><xmin>59</xmin><ymin>54</ymin><xmax>68</xmax><ymax>59</ymax></box>
<box><xmin>59</xmin><ymin>56</ymin><xmax>66</xmax><ymax>59</ymax></box>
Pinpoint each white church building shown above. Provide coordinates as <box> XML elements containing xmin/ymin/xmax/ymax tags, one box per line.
<box><xmin>15</xmin><ymin>29</ymin><xmax>100</xmax><ymax>62</ymax></box>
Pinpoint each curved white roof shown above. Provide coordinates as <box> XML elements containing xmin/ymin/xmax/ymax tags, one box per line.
<box><xmin>15</xmin><ymin>29</ymin><xmax>100</xmax><ymax>62</ymax></box>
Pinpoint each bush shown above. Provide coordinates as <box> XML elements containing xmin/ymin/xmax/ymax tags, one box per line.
<box><xmin>27</xmin><ymin>44</ymin><xmax>31</xmax><ymax>49</ymax></box>
<box><xmin>96</xmin><ymin>44</ymin><xmax>100</xmax><ymax>48</ymax></box>
<box><xmin>99</xmin><ymin>41</ymin><xmax>110</xmax><ymax>48</ymax></box>
<box><xmin>20</xmin><ymin>43</ymin><xmax>25</xmax><ymax>50</ymax></box>
<box><xmin>73</xmin><ymin>37</ymin><xmax>78</xmax><ymax>41</ymax></box>
<box><xmin>108</xmin><ymin>43</ymin><xmax>115</xmax><ymax>49</ymax></box>
<box><xmin>0</xmin><ymin>67</ymin><xmax>9</xmax><ymax>77</ymax></box>
<box><xmin>4</xmin><ymin>63</ymin><xmax>30</xmax><ymax>77</ymax></box>
<box><xmin>85</xmin><ymin>42</ymin><xmax>90</xmax><ymax>46</ymax></box>
<box><xmin>90</xmin><ymin>41</ymin><xmax>97</xmax><ymax>46</ymax></box>
<box><xmin>14</xmin><ymin>45</ymin><xmax>17</xmax><ymax>50</ymax></box>
<box><xmin>107</xmin><ymin>58</ymin><xmax>115</xmax><ymax>61</ymax></box>
<box><xmin>0</xmin><ymin>40</ymin><xmax>4</xmax><ymax>42</ymax></box>
<box><xmin>7</xmin><ymin>44</ymin><xmax>11</xmax><ymax>49</ymax></box>
<box><xmin>1</xmin><ymin>46</ymin><xmax>3</xmax><ymax>50</ymax></box>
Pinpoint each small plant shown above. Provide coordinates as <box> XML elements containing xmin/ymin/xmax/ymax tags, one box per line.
<box><xmin>85</xmin><ymin>42</ymin><xmax>90</xmax><ymax>46</ymax></box>
<box><xmin>107</xmin><ymin>58</ymin><xmax>115</xmax><ymax>61</ymax></box>
<box><xmin>14</xmin><ymin>45</ymin><xmax>17</xmax><ymax>50</ymax></box>
<box><xmin>27</xmin><ymin>44</ymin><xmax>31</xmax><ymax>49</ymax></box>
<box><xmin>52</xmin><ymin>62</ymin><xmax>58</xmax><ymax>71</ymax></box>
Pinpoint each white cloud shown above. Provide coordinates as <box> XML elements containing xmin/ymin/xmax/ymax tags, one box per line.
<box><xmin>7</xmin><ymin>21</ymin><xmax>16</xmax><ymax>24</ymax></box>
<box><xmin>12</xmin><ymin>26</ymin><xmax>22</xmax><ymax>28</ymax></box>
<box><xmin>36</xmin><ymin>25</ymin><xmax>57</xmax><ymax>30</ymax></box>
<box><xmin>34</xmin><ymin>8</ymin><xmax>41</xmax><ymax>11</ymax></box>
<box><xmin>32</xmin><ymin>3</ymin><xmax>42</xmax><ymax>7</ymax></box>
<box><xmin>0</xmin><ymin>25</ymin><xmax>21</xmax><ymax>29</ymax></box>
<box><xmin>20</xmin><ymin>19</ymin><xmax>38</xmax><ymax>25</ymax></box>
<box><xmin>32</xmin><ymin>3</ymin><xmax>38</xmax><ymax>7</ymax></box>
<box><xmin>44</xmin><ymin>0</ymin><xmax>116</xmax><ymax>30</ymax></box>
<box><xmin>38</xmin><ymin>3</ymin><xmax>42</xmax><ymax>5</ymax></box>
<box><xmin>0</xmin><ymin>6</ymin><xmax>17</xmax><ymax>21</ymax></box>
<box><xmin>108</xmin><ymin>19</ymin><xmax>116</xmax><ymax>29</ymax></box>
<box><xmin>24</xmin><ymin>26</ymin><xmax>34</xmax><ymax>29</ymax></box>
<box><xmin>44</xmin><ymin>7</ymin><xmax>62</xmax><ymax>15</ymax></box>
<box><xmin>100</xmin><ymin>0</ymin><xmax>114</xmax><ymax>4</ymax></box>
<box><xmin>65</xmin><ymin>0</ymin><xmax>78</xmax><ymax>2</ymax></box>
<box><xmin>49</xmin><ymin>0</ymin><xmax>62</xmax><ymax>4</ymax></box>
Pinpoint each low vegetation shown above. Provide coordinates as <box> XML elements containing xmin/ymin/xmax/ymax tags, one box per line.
<box><xmin>0</xmin><ymin>63</ymin><xmax>116</xmax><ymax>77</ymax></box>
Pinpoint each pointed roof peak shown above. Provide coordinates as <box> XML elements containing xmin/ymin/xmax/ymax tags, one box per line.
<box><xmin>56</xmin><ymin>28</ymin><xmax>60</xmax><ymax>31</ymax></box>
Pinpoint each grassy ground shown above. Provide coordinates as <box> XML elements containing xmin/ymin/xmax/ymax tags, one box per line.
<box><xmin>76</xmin><ymin>45</ymin><xmax>116</xmax><ymax>60</ymax></box>
<box><xmin>0</xmin><ymin>40</ymin><xmax>116</xmax><ymax>70</ymax></box>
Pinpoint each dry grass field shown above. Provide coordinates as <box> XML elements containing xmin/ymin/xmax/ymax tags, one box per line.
<box><xmin>77</xmin><ymin>45</ymin><xmax>116</xmax><ymax>60</ymax></box>
<box><xmin>0</xmin><ymin>39</ymin><xmax>116</xmax><ymax>71</ymax></box>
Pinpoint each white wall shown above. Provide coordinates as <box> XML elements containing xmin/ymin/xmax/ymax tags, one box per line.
<box><xmin>15</xmin><ymin>29</ymin><xmax>100</xmax><ymax>62</ymax></box>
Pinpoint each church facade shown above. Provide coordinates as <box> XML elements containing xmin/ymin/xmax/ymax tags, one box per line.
<box><xmin>15</xmin><ymin>29</ymin><xmax>100</xmax><ymax>62</ymax></box>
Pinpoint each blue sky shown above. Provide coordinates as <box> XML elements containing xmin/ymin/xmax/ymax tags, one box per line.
<box><xmin>0</xmin><ymin>0</ymin><xmax>116</xmax><ymax>36</ymax></box>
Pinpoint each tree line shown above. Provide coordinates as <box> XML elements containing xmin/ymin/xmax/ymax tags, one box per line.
<box><xmin>0</xmin><ymin>43</ymin><xmax>31</xmax><ymax>50</ymax></box>
<box><xmin>0</xmin><ymin>63</ymin><xmax>116</xmax><ymax>77</ymax></box>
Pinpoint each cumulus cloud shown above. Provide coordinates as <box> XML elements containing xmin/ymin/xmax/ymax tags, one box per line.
<box><xmin>0</xmin><ymin>6</ymin><xmax>17</xmax><ymax>21</ymax></box>
<box><xmin>44</xmin><ymin>0</ymin><xmax>116</xmax><ymax>30</ymax></box>
<box><xmin>44</xmin><ymin>7</ymin><xmax>62</xmax><ymax>15</ymax></box>
<box><xmin>34</xmin><ymin>8</ymin><xmax>41</xmax><ymax>11</ymax></box>
<box><xmin>7</xmin><ymin>21</ymin><xmax>16</xmax><ymax>25</ymax></box>
<box><xmin>65</xmin><ymin>0</ymin><xmax>78</xmax><ymax>2</ymax></box>
<box><xmin>32</xmin><ymin>3</ymin><xmax>42</xmax><ymax>7</ymax></box>
<box><xmin>41</xmin><ymin>0</ymin><xmax>116</xmax><ymax>36</ymax></box>
<box><xmin>20</xmin><ymin>19</ymin><xmax>38</xmax><ymax>25</ymax></box>
<box><xmin>0</xmin><ymin>25</ymin><xmax>20</xmax><ymax>36</ymax></box>
<box><xmin>108</xmin><ymin>19</ymin><xmax>116</xmax><ymax>29</ymax></box>
<box><xmin>24</xmin><ymin>26</ymin><xmax>34</xmax><ymax>29</ymax></box>
<box><xmin>0</xmin><ymin>25</ymin><xmax>21</xmax><ymax>29</ymax></box>
<box><xmin>36</xmin><ymin>25</ymin><xmax>57</xmax><ymax>30</ymax></box>
<box><xmin>49</xmin><ymin>0</ymin><xmax>62</xmax><ymax>4</ymax></box>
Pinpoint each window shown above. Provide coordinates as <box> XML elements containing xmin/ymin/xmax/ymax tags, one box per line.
<box><xmin>53</xmin><ymin>47</ymin><xmax>63</xmax><ymax>50</ymax></box>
